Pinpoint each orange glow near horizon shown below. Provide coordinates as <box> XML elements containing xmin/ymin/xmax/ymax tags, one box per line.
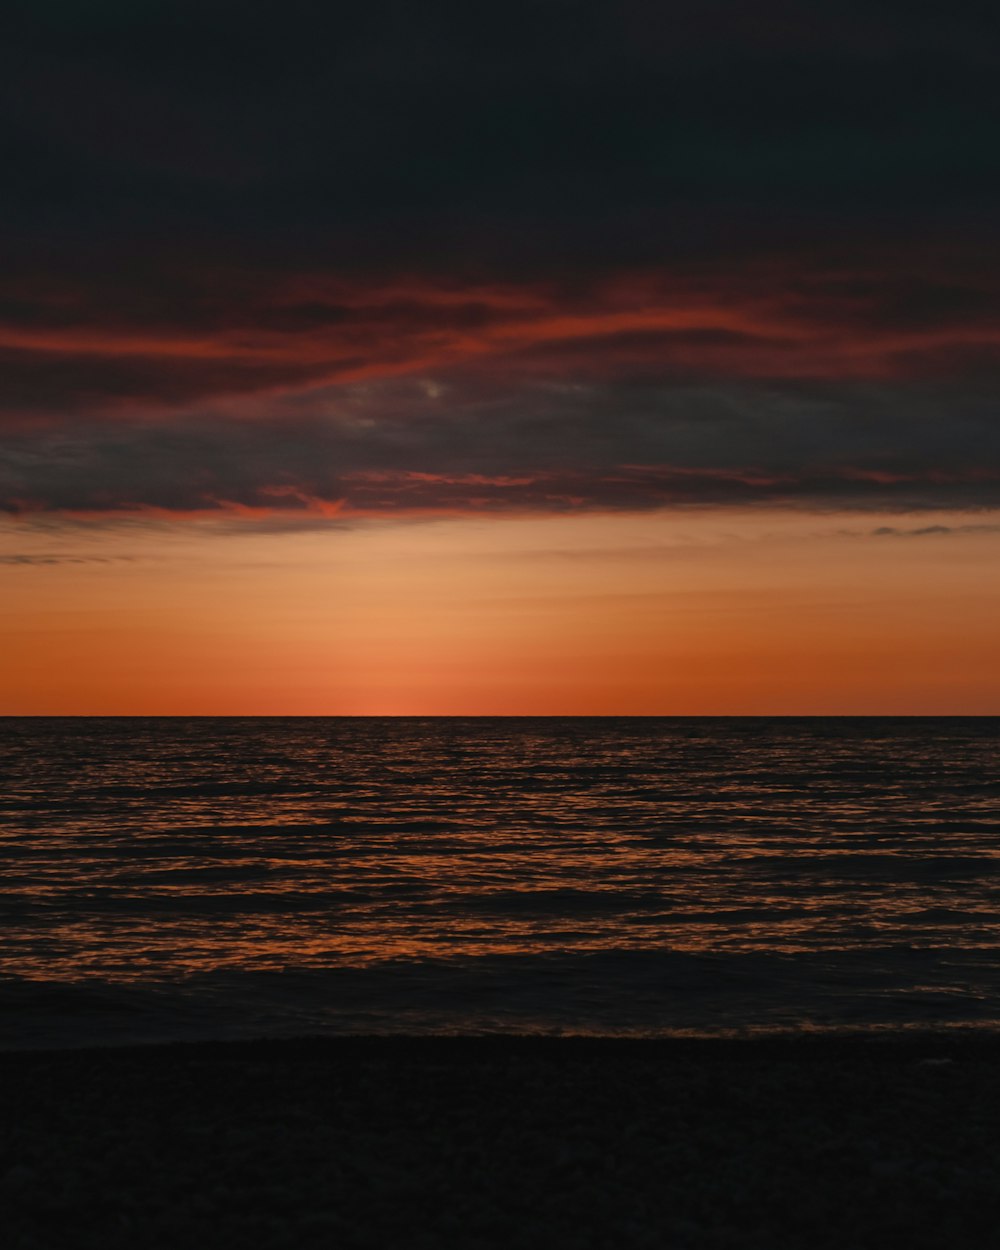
<box><xmin>3</xmin><ymin>509</ymin><xmax>999</xmax><ymax>715</ymax></box>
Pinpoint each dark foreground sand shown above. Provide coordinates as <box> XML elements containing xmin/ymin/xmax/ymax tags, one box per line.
<box><xmin>4</xmin><ymin>1034</ymin><xmax>1000</xmax><ymax>1249</ymax></box>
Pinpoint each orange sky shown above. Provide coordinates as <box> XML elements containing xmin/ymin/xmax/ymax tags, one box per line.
<box><xmin>4</xmin><ymin>508</ymin><xmax>998</xmax><ymax>715</ymax></box>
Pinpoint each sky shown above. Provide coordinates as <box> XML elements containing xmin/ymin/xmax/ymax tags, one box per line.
<box><xmin>2</xmin><ymin>0</ymin><xmax>999</xmax><ymax>714</ymax></box>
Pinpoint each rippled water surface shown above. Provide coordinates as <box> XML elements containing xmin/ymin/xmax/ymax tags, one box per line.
<box><xmin>2</xmin><ymin>717</ymin><xmax>999</xmax><ymax>1046</ymax></box>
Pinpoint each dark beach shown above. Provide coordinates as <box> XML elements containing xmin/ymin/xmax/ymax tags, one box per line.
<box><xmin>5</xmin><ymin>1033</ymin><xmax>1000</xmax><ymax>1249</ymax></box>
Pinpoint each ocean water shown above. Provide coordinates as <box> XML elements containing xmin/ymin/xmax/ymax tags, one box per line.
<box><xmin>1</xmin><ymin>716</ymin><xmax>999</xmax><ymax>1048</ymax></box>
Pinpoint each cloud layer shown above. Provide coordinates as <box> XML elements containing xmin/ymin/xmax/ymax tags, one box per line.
<box><xmin>1</xmin><ymin>1</ymin><xmax>998</xmax><ymax>519</ymax></box>
<box><xmin>3</xmin><ymin>375</ymin><xmax>997</xmax><ymax>517</ymax></box>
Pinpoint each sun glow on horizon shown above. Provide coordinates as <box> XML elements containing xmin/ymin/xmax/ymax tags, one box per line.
<box><xmin>3</xmin><ymin>508</ymin><xmax>998</xmax><ymax>716</ymax></box>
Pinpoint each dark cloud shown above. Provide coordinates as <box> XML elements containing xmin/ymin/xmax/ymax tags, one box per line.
<box><xmin>2</xmin><ymin>377</ymin><xmax>997</xmax><ymax>517</ymax></box>
<box><xmin>0</xmin><ymin>1</ymin><xmax>997</xmax><ymax>519</ymax></box>
<box><xmin>3</xmin><ymin>0</ymin><xmax>998</xmax><ymax>268</ymax></box>
<box><xmin>0</xmin><ymin>552</ymin><xmax>136</xmax><ymax>564</ymax></box>
<box><xmin>872</xmin><ymin>523</ymin><xmax>1000</xmax><ymax>538</ymax></box>
<box><xmin>0</xmin><ymin>346</ymin><xmax>341</xmax><ymax>413</ymax></box>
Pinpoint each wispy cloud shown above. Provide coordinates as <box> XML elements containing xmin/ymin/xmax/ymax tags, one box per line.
<box><xmin>872</xmin><ymin>523</ymin><xmax>1000</xmax><ymax>537</ymax></box>
<box><xmin>0</xmin><ymin>552</ymin><xmax>138</xmax><ymax>565</ymax></box>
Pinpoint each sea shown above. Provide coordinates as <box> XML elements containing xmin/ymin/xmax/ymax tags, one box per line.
<box><xmin>1</xmin><ymin>717</ymin><xmax>998</xmax><ymax>1049</ymax></box>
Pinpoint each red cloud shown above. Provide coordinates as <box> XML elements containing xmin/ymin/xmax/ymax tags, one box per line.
<box><xmin>2</xmin><ymin>260</ymin><xmax>999</xmax><ymax>422</ymax></box>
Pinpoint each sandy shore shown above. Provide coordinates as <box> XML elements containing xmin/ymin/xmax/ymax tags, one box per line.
<box><xmin>3</xmin><ymin>1034</ymin><xmax>1000</xmax><ymax>1248</ymax></box>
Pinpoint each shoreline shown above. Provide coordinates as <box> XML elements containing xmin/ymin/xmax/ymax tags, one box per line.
<box><xmin>6</xmin><ymin>1026</ymin><xmax>1000</xmax><ymax>1062</ymax></box>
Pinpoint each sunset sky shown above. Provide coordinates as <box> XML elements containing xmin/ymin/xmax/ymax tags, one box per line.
<box><xmin>3</xmin><ymin>1</ymin><xmax>998</xmax><ymax>714</ymax></box>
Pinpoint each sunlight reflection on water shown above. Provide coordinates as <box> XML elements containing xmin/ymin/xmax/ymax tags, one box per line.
<box><xmin>1</xmin><ymin>717</ymin><xmax>999</xmax><ymax>1045</ymax></box>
